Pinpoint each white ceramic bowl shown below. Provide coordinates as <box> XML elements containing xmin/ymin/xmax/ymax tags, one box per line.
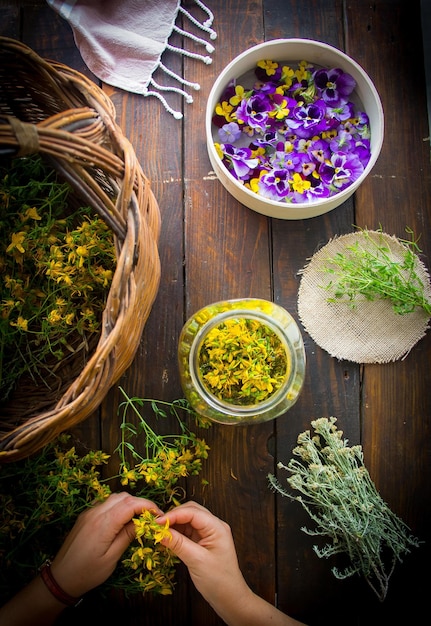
<box><xmin>206</xmin><ymin>39</ymin><xmax>384</xmax><ymax>219</ymax></box>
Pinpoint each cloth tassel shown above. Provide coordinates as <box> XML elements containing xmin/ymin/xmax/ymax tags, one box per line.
<box><xmin>46</xmin><ymin>0</ymin><xmax>217</xmax><ymax>119</ymax></box>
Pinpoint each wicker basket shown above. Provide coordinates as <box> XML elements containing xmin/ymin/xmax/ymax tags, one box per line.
<box><xmin>0</xmin><ymin>37</ymin><xmax>161</xmax><ymax>462</ymax></box>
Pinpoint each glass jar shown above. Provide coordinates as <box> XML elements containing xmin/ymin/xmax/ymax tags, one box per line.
<box><xmin>178</xmin><ymin>298</ymin><xmax>306</xmax><ymax>424</ymax></box>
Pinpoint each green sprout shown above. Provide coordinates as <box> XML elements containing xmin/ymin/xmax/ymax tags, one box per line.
<box><xmin>322</xmin><ymin>227</ymin><xmax>431</xmax><ymax>316</ymax></box>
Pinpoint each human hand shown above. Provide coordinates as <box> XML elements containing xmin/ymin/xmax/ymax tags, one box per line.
<box><xmin>50</xmin><ymin>492</ymin><xmax>162</xmax><ymax>598</ymax></box>
<box><xmin>159</xmin><ymin>501</ymin><xmax>306</xmax><ymax>626</ymax></box>
<box><xmin>159</xmin><ymin>501</ymin><xmax>252</xmax><ymax>612</ymax></box>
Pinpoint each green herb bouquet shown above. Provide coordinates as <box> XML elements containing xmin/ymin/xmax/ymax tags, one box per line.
<box><xmin>268</xmin><ymin>417</ymin><xmax>420</xmax><ymax>601</ymax></box>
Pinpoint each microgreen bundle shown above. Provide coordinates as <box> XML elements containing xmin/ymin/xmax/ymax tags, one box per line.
<box><xmin>268</xmin><ymin>417</ymin><xmax>420</xmax><ymax>601</ymax></box>
<box><xmin>0</xmin><ymin>392</ymin><xmax>210</xmax><ymax>601</ymax></box>
<box><xmin>198</xmin><ymin>318</ymin><xmax>288</xmax><ymax>405</ymax></box>
<box><xmin>0</xmin><ymin>155</ymin><xmax>116</xmax><ymax>401</ymax></box>
<box><xmin>322</xmin><ymin>228</ymin><xmax>431</xmax><ymax>316</ymax></box>
<box><xmin>212</xmin><ymin>59</ymin><xmax>371</xmax><ymax>204</ymax></box>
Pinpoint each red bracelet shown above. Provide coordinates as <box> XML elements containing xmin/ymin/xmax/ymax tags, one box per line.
<box><xmin>39</xmin><ymin>560</ymin><xmax>82</xmax><ymax>607</ymax></box>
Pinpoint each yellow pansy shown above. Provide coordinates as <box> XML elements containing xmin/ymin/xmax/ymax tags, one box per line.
<box><xmin>290</xmin><ymin>172</ymin><xmax>311</xmax><ymax>194</ymax></box>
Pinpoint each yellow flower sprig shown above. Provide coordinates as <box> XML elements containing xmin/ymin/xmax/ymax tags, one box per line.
<box><xmin>121</xmin><ymin>510</ymin><xmax>178</xmax><ymax>596</ymax></box>
<box><xmin>0</xmin><ymin>155</ymin><xmax>116</xmax><ymax>401</ymax></box>
<box><xmin>117</xmin><ymin>388</ymin><xmax>210</xmax><ymax>507</ymax></box>
<box><xmin>0</xmin><ymin>434</ymin><xmax>110</xmax><ymax>599</ymax></box>
<box><xmin>0</xmin><ymin>393</ymin><xmax>210</xmax><ymax>601</ymax></box>
<box><xmin>199</xmin><ymin>317</ymin><xmax>289</xmax><ymax>405</ymax></box>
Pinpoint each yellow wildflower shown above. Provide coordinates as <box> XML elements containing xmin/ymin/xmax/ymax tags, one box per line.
<box><xmin>6</xmin><ymin>231</ymin><xmax>26</xmax><ymax>254</ymax></box>
<box><xmin>47</xmin><ymin>309</ymin><xmax>62</xmax><ymax>325</ymax></box>
<box><xmin>57</xmin><ymin>480</ymin><xmax>69</xmax><ymax>495</ymax></box>
<box><xmin>153</xmin><ymin>520</ymin><xmax>172</xmax><ymax>545</ymax></box>
<box><xmin>1</xmin><ymin>299</ymin><xmax>16</xmax><ymax>318</ymax></box>
<box><xmin>64</xmin><ymin>312</ymin><xmax>75</xmax><ymax>325</ymax></box>
<box><xmin>23</xmin><ymin>207</ymin><xmax>41</xmax><ymax>221</ymax></box>
<box><xmin>10</xmin><ymin>316</ymin><xmax>28</xmax><ymax>331</ymax></box>
<box><xmin>45</xmin><ymin>259</ymin><xmax>63</xmax><ymax>278</ymax></box>
<box><xmin>120</xmin><ymin>468</ymin><xmax>138</xmax><ymax>486</ymax></box>
<box><xmin>194</xmin><ymin>438</ymin><xmax>210</xmax><ymax>459</ymax></box>
<box><xmin>97</xmin><ymin>268</ymin><xmax>113</xmax><ymax>287</ymax></box>
<box><xmin>133</xmin><ymin>510</ymin><xmax>172</xmax><ymax>545</ymax></box>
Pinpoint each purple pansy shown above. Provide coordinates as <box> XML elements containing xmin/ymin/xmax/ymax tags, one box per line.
<box><xmin>218</xmin><ymin>122</ymin><xmax>242</xmax><ymax>143</ymax></box>
<box><xmin>270</xmin><ymin>150</ymin><xmax>301</xmax><ymax>171</ymax></box>
<box><xmin>293</xmin><ymin>181</ymin><xmax>330</xmax><ymax>203</ymax></box>
<box><xmin>251</xmin><ymin>131</ymin><xmax>279</xmax><ymax>149</ymax></box>
<box><xmin>212</xmin><ymin>59</ymin><xmax>371</xmax><ymax>204</ymax></box>
<box><xmin>319</xmin><ymin>152</ymin><xmax>364</xmax><ymax>190</ymax></box>
<box><xmin>236</xmin><ymin>93</ymin><xmax>272</xmax><ymax>130</ymax></box>
<box><xmin>258</xmin><ymin>169</ymin><xmax>292</xmax><ymax>200</ymax></box>
<box><xmin>354</xmin><ymin>139</ymin><xmax>371</xmax><ymax>165</ymax></box>
<box><xmin>314</xmin><ymin>67</ymin><xmax>356</xmax><ymax>106</ymax></box>
<box><xmin>329</xmin><ymin>130</ymin><xmax>355</xmax><ymax>153</ymax></box>
<box><xmin>308</xmin><ymin>138</ymin><xmax>331</xmax><ymax>163</ymax></box>
<box><xmin>221</xmin><ymin>144</ymin><xmax>259</xmax><ymax>180</ymax></box>
<box><xmin>287</xmin><ymin>99</ymin><xmax>328</xmax><ymax>138</ymax></box>
<box><xmin>326</xmin><ymin>101</ymin><xmax>354</xmax><ymax>122</ymax></box>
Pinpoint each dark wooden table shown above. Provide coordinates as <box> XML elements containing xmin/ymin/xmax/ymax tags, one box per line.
<box><xmin>1</xmin><ymin>1</ymin><xmax>430</xmax><ymax>625</ymax></box>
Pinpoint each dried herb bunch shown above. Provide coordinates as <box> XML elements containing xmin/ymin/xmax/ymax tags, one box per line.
<box><xmin>268</xmin><ymin>417</ymin><xmax>420</xmax><ymax>601</ymax></box>
<box><xmin>0</xmin><ymin>154</ymin><xmax>116</xmax><ymax>401</ymax></box>
<box><xmin>199</xmin><ymin>317</ymin><xmax>289</xmax><ymax>405</ymax></box>
<box><xmin>0</xmin><ymin>391</ymin><xmax>210</xmax><ymax>601</ymax></box>
<box><xmin>322</xmin><ymin>228</ymin><xmax>431</xmax><ymax>316</ymax></box>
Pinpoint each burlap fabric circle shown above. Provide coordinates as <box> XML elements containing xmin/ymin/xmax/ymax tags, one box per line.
<box><xmin>297</xmin><ymin>231</ymin><xmax>431</xmax><ymax>363</ymax></box>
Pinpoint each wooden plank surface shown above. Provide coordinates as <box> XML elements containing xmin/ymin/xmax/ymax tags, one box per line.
<box><xmin>0</xmin><ymin>1</ymin><xmax>430</xmax><ymax>625</ymax></box>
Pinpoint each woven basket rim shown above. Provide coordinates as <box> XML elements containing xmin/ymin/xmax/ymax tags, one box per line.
<box><xmin>0</xmin><ymin>37</ymin><xmax>161</xmax><ymax>462</ymax></box>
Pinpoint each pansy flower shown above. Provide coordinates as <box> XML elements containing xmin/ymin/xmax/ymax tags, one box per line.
<box><xmin>255</xmin><ymin>59</ymin><xmax>282</xmax><ymax>82</ymax></box>
<box><xmin>307</xmin><ymin>137</ymin><xmax>331</xmax><ymax>163</ymax></box>
<box><xmin>314</xmin><ymin>67</ymin><xmax>356</xmax><ymax>106</ymax></box>
<box><xmin>287</xmin><ymin>99</ymin><xmax>329</xmax><ymax>138</ymax></box>
<box><xmin>327</xmin><ymin>101</ymin><xmax>354</xmax><ymax>122</ymax></box>
<box><xmin>258</xmin><ymin>169</ymin><xmax>292</xmax><ymax>200</ymax></box>
<box><xmin>329</xmin><ymin>130</ymin><xmax>355</xmax><ymax>153</ymax></box>
<box><xmin>270</xmin><ymin>150</ymin><xmax>301</xmax><ymax>172</ymax></box>
<box><xmin>220</xmin><ymin>144</ymin><xmax>259</xmax><ymax>180</ymax></box>
<box><xmin>235</xmin><ymin>92</ymin><xmax>272</xmax><ymax>130</ymax></box>
<box><xmin>212</xmin><ymin>59</ymin><xmax>371</xmax><ymax>204</ymax></box>
<box><xmin>354</xmin><ymin>139</ymin><xmax>371</xmax><ymax>166</ymax></box>
<box><xmin>218</xmin><ymin>122</ymin><xmax>242</xmax><ymax>143</ymax></box>
<box><xmin>251</xmin><ymin>131</ymin><xmax>279</xmax><ymax>150</ymax></box>
<box><xmin>319</xmin><ymin>151</ymin><xmax>364</xmax><ymax>190</ymax></box>
<box><xmin>293</xmin><ymin>180</ymin><xmax>330</xmax><ymax>203</ymax></box>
